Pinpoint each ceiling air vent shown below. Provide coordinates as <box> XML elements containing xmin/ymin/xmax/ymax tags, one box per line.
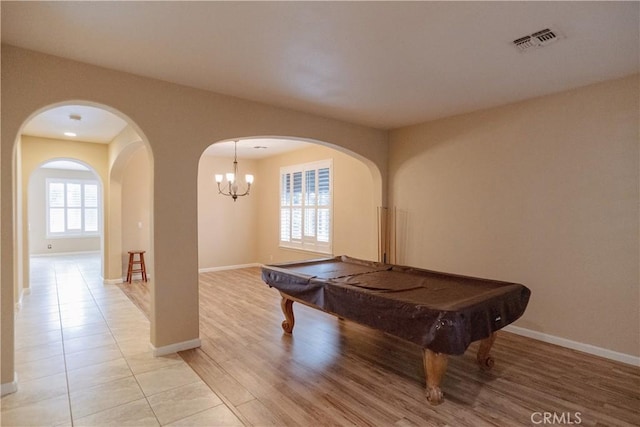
<box><xmin>513</xmin><ymin>28</ymin><xmax>560</xmax><ymax>52</ymax></box>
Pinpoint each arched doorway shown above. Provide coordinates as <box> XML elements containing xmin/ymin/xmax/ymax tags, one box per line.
<box><xmin>4</xmin><ymin>101</ymin><xmax>154</xmax><ymax>396</ymax></box>
<box><xmin>107</xmin><ymin>140</ymin><xmax>152</xmax><ymax>284</ymax></box>
<box><xmin>187</xmin><ymin>135</ymin><xmax>385</xmax><ymax>412</ymax></box>
<box><xmin>197</xmin><ymin>135</ymin><xmax>383</xmax><ymax>270</ymax></box>
<box><xmin>27</xmin><ymin>158</ymin><xmax>103</xmax><ymax>263</ymax></box>
<box><xmin>14</xmin><ymin>103</ymin><xmax>153</xmax><ymax>289</ymax></box>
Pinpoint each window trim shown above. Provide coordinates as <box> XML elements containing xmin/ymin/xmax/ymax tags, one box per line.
<box><xmin>46</xmin><ymin>178</ymin><xmax>101</xmax><ymax>239</ymax></box>
<box><xmin>279</xmin><ymin>159</ymin><xmax>333</xmax><ymax>255</ymax></box>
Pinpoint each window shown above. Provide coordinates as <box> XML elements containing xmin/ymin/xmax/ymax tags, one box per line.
<box><xmin>47</xmin><ymin>179</ymin><xmax>100</xmax><ymax>237</ymax></box>
<box><xmin>280</xmin><ymin>160</ymin><xmax>332</xmax><ymax>254</ymax></box>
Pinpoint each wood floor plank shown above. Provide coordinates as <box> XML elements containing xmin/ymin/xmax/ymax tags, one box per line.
<box><xmin>117</xmin><ymin>267</ymin><xmax>640</xmax><ymax>427</ymax></box>
<box><xmin>236</xmin><ymin>398</ymin><xmax>289</xmax><ymax>426</ymax></box>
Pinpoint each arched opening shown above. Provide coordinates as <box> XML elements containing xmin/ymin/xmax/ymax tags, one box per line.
<box><xmin>7</xmin><ymin>101</ymin><xmax>154</xmax><ymax>396</ymax></box>
<box><xmin>14</xmin><ymin>103</ymin><xmax>153</xmax><ymax>295</ymax></box>
<box><xmin>172</xmin><ymin>135</ymin><xmax>386</xmax><ymax>405</ymax></box>
<box><xmin>108</xmin><ymin>139</ymin><xmax>152</xmax><ymax>285</ymax></box>
<box><xmin>27</xmin><ymin>158</ymin><xmax>104</xmax><ymax>269</ymax></box>
<box><xmin>197</xmin><ymin>136</ymin><xmax>383</xmax><ymax>271</ymax></box>
<box><xmin>111</xmin><ymin>134</ymin><xmax>384</xmax><ymax>357</ymax></box>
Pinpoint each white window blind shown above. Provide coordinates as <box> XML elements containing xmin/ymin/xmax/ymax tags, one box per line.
<box><xmin>46</xmin><ymin>179</ymin><xmax>101</xmax><ymax>237</ymax></box>
<box><xmin>280</xmin><ymin>160</ymin><xmax>332</xmax><ymax>254</ymax></box>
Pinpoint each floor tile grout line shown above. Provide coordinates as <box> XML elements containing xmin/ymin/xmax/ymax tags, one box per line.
<box><xmin>50</xmin><ymin>256</ymin><xmax>144</xmax><ymax>425</ymax></box>
<box><xmin>177</xmin><ymin>348</ymin><xmax>253</xmax><ymax>427</ymax></box>
<box><xmin>78</xmin><ymin>261</ymin><xmax>164</xmax><ymax>426</ymax></box>
<box><xmin>158</xmin><ymin>399</ymin><xmax>230</xmax><ymax>426</ymax></box>
<box><xmin>137</xmin><ymin>378</ymin><xmax>211</xmax><ymax>426</ymax></box>
<box><xmin>79</xmin><ymin>268</ymin><xmax>221</xmax><ymax>425</ymax></box>
<box><xmin>117</xmin><ymin>274</ymin><xmax>251</xmax><ymax>426</ymax></box>
<box><xmin>52</xmin><ymin>258</ymin><xmax>75</xmax><ymax>427</ymax></box>
<box><xmin>16</xmin><ymin>255</ymin><xmax>238</xmax><ymax>426</ymax></box>
<box><xmin>4</xmin><ymin>260</ymin><xmax>101</xmax><ymax>425</ymax></box>
<box><xmin>85</xmin><ymin>269</ymin><xmax>246</xmax><ymax>426</ymax></box>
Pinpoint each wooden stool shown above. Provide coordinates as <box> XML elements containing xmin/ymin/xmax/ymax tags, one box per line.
<box><xmin>126</xmin><ymin>250</ymin><xmax>147</xmax><ymax>283</ymax></box>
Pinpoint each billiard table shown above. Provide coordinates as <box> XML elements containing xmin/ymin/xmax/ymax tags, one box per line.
<box><xmin>261</xmin><ymin>256</ymin><xmax>531</xmax><ymax>405</ymax></box>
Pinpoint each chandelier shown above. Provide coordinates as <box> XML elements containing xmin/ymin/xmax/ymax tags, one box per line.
<box><xmin>214</xmin><ymin>141</ymin><xmax>254</xmax><ymax>201</ymax></box>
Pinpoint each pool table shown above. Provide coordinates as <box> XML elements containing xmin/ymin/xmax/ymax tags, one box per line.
<box><xmin>261</xmin><ymin>256</ymin><xmax>531</xmax><ymax>405</ymax></box>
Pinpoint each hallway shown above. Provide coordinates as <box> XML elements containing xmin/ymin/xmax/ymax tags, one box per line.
<box><xmin>1</xmin><ymin>254</ymin><xmax>241</xmax><ymax>426</ymax></box>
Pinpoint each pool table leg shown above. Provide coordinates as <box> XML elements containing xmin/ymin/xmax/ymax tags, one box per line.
<box><xmin>423</xmin><ymin>349</ymin><xmax>448</xmax><ymax>405</ymax></box>
<box><xmin>280</xmin><ymin>296</ymin><xmax>295</xmax><ymax>334</ymax></box>
<box><xmin>476</xmin><ymin>332</ymin><xmax>497</xmax><ymax>370</ymax></box>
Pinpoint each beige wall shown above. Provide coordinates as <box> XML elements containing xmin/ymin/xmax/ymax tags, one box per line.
<box><xmin>389</xmin><ymin>75</ymin><xmax>639</xmax><ymax>357</ymax></box>
<box><xmin>257</xmin><ymin>144</ymin><xmax>378</xmax><ymax>264</ymax></box>
<box><xmin>1</xmin><ymin>45</ymin><xmax>387</xmax><ymax>386</ymax></box>
<box><xmin>198</xmin><ymin>154</ymin><xmax>259</xmax><ymax>268</ymax></box>
<box><xmin>106</xmin><ymin>125</ymin><xmax>149</xmax><ymax>281</ymax></box>
<box><xmin>14</xmin><ymin>137</ymin><xmax>23</xmax><ymax>306</ymax></box>
<box><xmin>120</xmin><ymin>145</ymin><xmax>152</xmax><ymax>277</ymax></box>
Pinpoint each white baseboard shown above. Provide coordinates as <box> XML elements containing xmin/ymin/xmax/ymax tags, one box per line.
<box><xmin>1</xmin><ymin>373</ymin><xmax>18</xmax><ymax>396</ymax></box>
<box><xmin>199</xmin><ymin>263</ymin><xmax>261</xmax><ymax>273</ymax></box>
<box><xmin>32</xmin><ymin>250</ymin><xmax>100</xmax><ymax>257</ymax></box>
<box><xmin>151</xmin><ymin>338</ymin><xmax>201</xmax><ymax>357</ymax></box>
<box><xmin>15</xmin><ymin>290</ymin><xmax>23</xmax><ymax>312</ymax></box>
<box><xmin>503</xmin><ymin>325</ymin><xmax>639</xmax><ymax>367</ymax></box>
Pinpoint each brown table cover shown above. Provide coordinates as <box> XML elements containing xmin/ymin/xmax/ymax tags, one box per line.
<box><xmin>262</xmin><ymin>256</ymin><xmax>531</xmax><ymax>355</ymax></box>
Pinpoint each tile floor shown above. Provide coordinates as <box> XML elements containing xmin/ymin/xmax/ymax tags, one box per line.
<box><xmin>1</xmin><ymin>253</ymin><xmax>243</xmax><ymax>426</ymax></box>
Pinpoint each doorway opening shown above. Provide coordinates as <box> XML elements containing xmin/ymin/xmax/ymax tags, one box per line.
<box><xmin>14</xmin><ymin>102</ymin><xmax>153</xmax><ymax>308</ymax></box>
<box><xmin>29</xmin><ymin>159</ymin><xmax>103</xmax><ymax>258</ymax></box>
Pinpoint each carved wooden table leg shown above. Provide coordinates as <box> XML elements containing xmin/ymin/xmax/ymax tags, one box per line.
<box><xmin>476</xmin><ymin>332</ymin><xmax>497</xmax><ymax>370</ymax></box>
<box><xmin>423</xmin><ymin>349</ymin><xmax>449</xmax><ymax>405</ymax></box>
<box><xmin>280</xmin><ymin>296</ymin><xmax>295</xmax><ymax>334</ymax></box>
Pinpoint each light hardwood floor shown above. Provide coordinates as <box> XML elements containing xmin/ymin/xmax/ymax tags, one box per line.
<box><xmin>119</xmin><ymin>267</ymin><xmax>640</xmax><ymax>426</ymax></box>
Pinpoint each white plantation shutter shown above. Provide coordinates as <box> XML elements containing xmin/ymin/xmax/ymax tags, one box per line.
<box><xmin>49</xmin><ymin>208</ymin><xmax>65</xmax><ymax>233</ymax></box>
<box><xmin>291</xmin><ymin>172</ymin><xmax>303</xmax><ymax>240</ymax></box>
<box><xmin>317</xmin><ymin>167</ymin><xmax>331</xmax><ymax>243</ymax></box>
<box><xmin>85</xmin><ymin>208</ymin><xmax>98</xmax><ymax>232</ymax></box>
<box><xmin>84</xmin><ymin>184</ymin><xmax>98</xmax><ymax>206</ymax></box>
<box><xmin>67</xmin><ymin>208</ymin><xmax>82</xmax><ymax>230</ymax></box>
<box><xmin>280</xmin><ymin>173</ymin><xmax>291</xmax><ymax>242</ymax></box>
<box><xmin>49</xmin><ymin>183</ymin><xmax>65</xmax><ymax>207</ymax></box>
<box><xmin>84</xmin><ymin>184</ymin><xmax>99</xmax><ymax>232</ymax></box>
<box><xmin>48</xmin><ymin>182</ymin><xmax>66</xmax><ymax>233</ymax></box>
<box><xmin>67</xmin><ymin>183</ymin><xmax>82</xmax><ymax>207</ymax></box>
<box><xmin>47</xmin><ymin>179</ymin><xmax>101</xmax><ymax>237</ymax></box>
<box><xmin>280</xmin><ymin>160</ymin><xmax>332</xmax><ymax>254</ymax></box>
<box><xmin>304</xmin><ymin>170</ymin><xmax>316</xmax><ymax>238</ymax></box>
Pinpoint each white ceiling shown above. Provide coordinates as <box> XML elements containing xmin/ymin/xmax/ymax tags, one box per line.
<box><xmin>23</xmin><ymin>105</ymin><xmax>128</xmax><ymax>144</ymax></box>
<box><xmin>23</xmin><ymin>104</ymin><xmax>309</xmax><ymax>158</ymax></box>
<box><xmin>2</xmin><ymin>2</ymin><xmax>638</xmax><ymax>130</ymax></box>
<box><xmin>203</xmin><ymin>138</ymin><xmax>312</xmax><ymax>160</ymax></box>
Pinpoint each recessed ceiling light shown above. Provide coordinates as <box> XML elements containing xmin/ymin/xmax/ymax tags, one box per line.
<box><xmin>64</xmin><ymin>132</ymin><xmax>77</xmax><ymax>137</ymax></box>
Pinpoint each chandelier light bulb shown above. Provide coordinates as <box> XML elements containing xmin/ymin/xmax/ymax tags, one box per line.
<box><xmin>214</xmin><ymin>140</ymin><xmax>253</xmax><ymax>202</ymax></box>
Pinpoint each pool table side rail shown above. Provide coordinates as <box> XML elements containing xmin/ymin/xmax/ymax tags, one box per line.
<box><xmin>261</xmin><ymin>256</ymin><xmax>531</xmax><ymax>355</ymax></box>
